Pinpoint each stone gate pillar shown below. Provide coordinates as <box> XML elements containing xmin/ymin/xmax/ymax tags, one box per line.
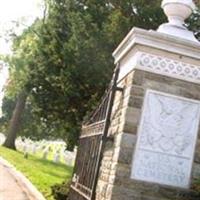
<box><xmin>96</xmin><ymin>1</ymin><xmax>200</xmax><ymax>200</ymax></box>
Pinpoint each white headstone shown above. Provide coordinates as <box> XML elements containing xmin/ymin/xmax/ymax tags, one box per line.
<box><xmin>0</xmin><ymin>133</ymin><xmax>5</xmax><ymax>145</ymax></box>
<box><xmin>32</xmin><ymin>144</ymin><xmax>37</xmax><ymax>154</ymax></box>
<box><xmin>54</xmin><ymin>151</ymin><xmax>60</xmax><ymax>163</ymax></box>
<box><xmin>23</xmin><ymin>144</ymin><xmax>27</xmax><ymax>152</ymax></box>
<box><xmin>131</xmin><ymin>90</ymin><xmax>200</xmax><ymax>188</ymax></box>
<box><xmin>43</xmin><ymin>148</ymin><xmax>49</xmax><ymax>159</ymax></box>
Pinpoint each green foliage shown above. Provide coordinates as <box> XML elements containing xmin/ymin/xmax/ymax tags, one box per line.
<box><xmin>4</xmin><ymin>27</ymin><xmax>39</xmax><ymax>97</ymax></box>
<box><xmin>51</xmin><ymin>181</ymin><xmax>70</xmax><ymax>200</ymax></box>
<box><xmin>1</xmin><ymin>0</ymin><xmax>200</xmax><ymax>149</ymax></box>
<box><xmin>188</xmin><ymin>5</ymin><xmax>200</xmax><ymax>40</ymax></box>
<box><xmin>27</xmin><ymin>0</ymin><xmax>166</xmax><ymax>149</ymax></box>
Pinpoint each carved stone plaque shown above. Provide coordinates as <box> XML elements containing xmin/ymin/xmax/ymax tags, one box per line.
<box><xmin>131</xmin><ymin>90</ymin><xmax>200</xmax><ymax>188</ymax></box>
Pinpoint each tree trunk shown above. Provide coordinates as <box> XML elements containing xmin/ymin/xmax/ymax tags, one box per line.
<box><xmin>3</xmin><ymin>91</ymin><xmax>28</xmax><ymax>150</ymax></box>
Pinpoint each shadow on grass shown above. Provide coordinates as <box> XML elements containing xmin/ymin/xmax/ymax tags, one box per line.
<box><xmin>30</xmin><ymin>155</ymin><xmax>74</xmax><ymax>171</ymax></box>
<box><xmin>43</xmin><ymin>170</ymin><xmax>72</xmax><ymax>179</ymax></box>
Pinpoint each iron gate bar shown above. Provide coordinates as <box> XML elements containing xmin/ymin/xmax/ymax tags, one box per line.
<box><xmin>69</xmin><ymin>134</ymin><xmax>103</xmax><ymax>199</ymax></box>
<box><xmin>81</xmin><ymin>120</ymin><xmax>105</xmax><ymax>138</ymax></box>
<box><xmin>68</xmin><ymin>62</ymin><xmax>122</xmax><ymax>200</ymax></box>
<box><xmin>84</xmin><ymin>90</ymin><xmax>110</xmax><ymax>125</ymax></box>
<box><xmin>71</xmin><ymin>185</ymin><xmax>91</xmax><ymax>200</ymax></box>
<box><xmin>91</xmin><ymin>63</ymin><xmax>122</xmax><ymax>200</ymax></box>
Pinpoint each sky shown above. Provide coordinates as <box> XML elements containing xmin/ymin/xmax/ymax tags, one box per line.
<box><xmin>0</xmin><ymin>0</ymin><xmax>44</xmax><ymax>55</ymax></box>
<box><xmin>0</xmin><ymin>0</ymin><xmax>44</xmax><ymax>115</ymax></box>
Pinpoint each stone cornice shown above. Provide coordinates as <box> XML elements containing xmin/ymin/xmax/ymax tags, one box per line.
<box><xmin>112</xmin><ymin>27</ymin><xmax>200</xmax><ymax>64</ymax></box>
<box><xmin>118</xmin><ymin>51</ymin><xmax>200</xmax><ymax>84</ymax></box>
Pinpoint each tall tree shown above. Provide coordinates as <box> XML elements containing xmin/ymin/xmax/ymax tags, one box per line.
<box><xmin>2</xmin><ymin>0</ymin><xmax>199</xmax><ymax>150</ymax></box>
<box><xmin>28</xmin><ymin>0</ymin><xmax>166</xmax><ymax>149</ymax></box>
<box><xmin>3</xmin><ymin>91</ymin><xmax>27</xmax><ymax>149</ymax></box>
<box><xmin>2</xmin><ymin>25</ymin><xmax>39</xmax><ymax>149</ymax></box>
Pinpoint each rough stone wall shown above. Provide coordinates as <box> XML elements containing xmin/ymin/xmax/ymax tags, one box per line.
<box><xmin>96</xmin><ymin>69</ymin><xmax>200</xmax><ymax>200</ymax></box>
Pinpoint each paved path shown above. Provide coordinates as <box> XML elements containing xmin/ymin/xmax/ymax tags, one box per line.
<box><xmin>0</xmin><ymin>157</ymin><xmax>46</xmax><ymax>200</ymax></box>
<box><xmin>0</xmin><ymin>163</ymin><xmax>29</xmax><ymax>200</ymax></box>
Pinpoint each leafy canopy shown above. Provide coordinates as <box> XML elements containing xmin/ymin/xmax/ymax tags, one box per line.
<box><xmin>1</xmin><ymin>0</ymin><xmax>199</xmax><ymax>149</ymax></box>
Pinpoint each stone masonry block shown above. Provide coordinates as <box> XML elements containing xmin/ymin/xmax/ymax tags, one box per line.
<box><xmin>120</xmin><ymin>133</ymin><xmax>137</xmax><ymax>149</ymax></box>
<box><xmin>194</xmin><ymin>139</ymin><xmax>200</xmax><ymax>163</ymax></box>
<box><xmin>124</xmin><ymin>107</ymin><xmax>141</xmax><ymax>126</ymax></box>
<box><xmin>105</xmin><ymin>184</ymin><xmax>114</xmax><ymax>199</ymax></box>
<box><xmin>130</xmin><ymin>85</ymin><xmax>145</xmax><ymax>97</ymax></box>
<box><xmin>192</xmin><ymin>163</ymin><xmax>200</xmax><ymax>180</ymax></box>
<box><xmin>118</xmin><ymin>147</ymin><xmax>133</xmax><ymax>165</ymax></box>
<box><xmin>122</xmin><ymin>122</ymin><xmax>138</xmax><ymax>134</ymax></box>
<box><xmin>132</xmin><ymin>70</ymin><xmax>145</xmax><ymax>85</ymax></box>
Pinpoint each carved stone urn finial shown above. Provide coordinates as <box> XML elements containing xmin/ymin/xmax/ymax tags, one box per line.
<box><xmin>158</xmin><ymin>0</ymin><xmax>199</xmax><ymax>42</ymax></box>
<box><xmin>162</xmin><ymin>0</ymin><xmax>195</xmax><ymax>28</ymax></box>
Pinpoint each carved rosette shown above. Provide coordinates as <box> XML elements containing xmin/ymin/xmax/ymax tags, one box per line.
<box><xmin>134</xmin><ymin>52</ymin><xmax>200</xmax><ymax>83</ymax></box>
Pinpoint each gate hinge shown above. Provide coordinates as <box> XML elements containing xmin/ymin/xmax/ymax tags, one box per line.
<box><xmin>115</xmin><ymin>86</ymin><xmax>123</xmax><ymax>92</ymax></box>
<box><xmin>106</xmin><ymin>135</ymin><xmax>114</xmax><ymax>143</ymax></box>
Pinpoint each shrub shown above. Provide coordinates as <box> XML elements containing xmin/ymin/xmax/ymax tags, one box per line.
<box><xmin>51</xmin><ymin>181</ymin><xmax>70</xmax><ymax>200</ymax></box>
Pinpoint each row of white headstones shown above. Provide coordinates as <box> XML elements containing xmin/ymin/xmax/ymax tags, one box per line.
<box><xmin>0</xmin><ymin>134</ymin><xmax>77</xmax><ymax>166</ymax></box>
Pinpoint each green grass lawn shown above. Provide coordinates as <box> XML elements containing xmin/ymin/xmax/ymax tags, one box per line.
<box><xmin>0</xmin><ymin>146</ymin><xmax>73</xmax><ymax>200</ymax></box>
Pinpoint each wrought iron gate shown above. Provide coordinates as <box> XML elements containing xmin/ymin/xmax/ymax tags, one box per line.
<box><xmin>68</xmin><ymin>64</ymin><xmax>121</xmax><ymax>200</ymax></box>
